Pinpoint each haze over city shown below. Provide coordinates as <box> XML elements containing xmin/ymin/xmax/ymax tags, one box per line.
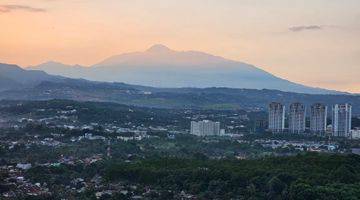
<box><xmin>0</xmin><ymin>0</ymin><xmax>359</xmax><ymax>93</ymax></box>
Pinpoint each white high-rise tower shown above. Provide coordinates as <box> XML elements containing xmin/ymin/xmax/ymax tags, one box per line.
<box><xmin>289</xmin><ymin>103</ymin><xmax>306</xmax><ymax>134</ymax></box>
<box><xmin>268</xmin><ymin>102</ymin><xmax>285</xmax><ymax>133</ymax></box>
<box><xmin>332</xmin><ymin>104</ymin><xmax>352</xmax><ymax>137</ymax></box>
<box><xmin>310</xmin><ymin>103</ymin><xmax>327</xmax><ymax>135</ymax></box>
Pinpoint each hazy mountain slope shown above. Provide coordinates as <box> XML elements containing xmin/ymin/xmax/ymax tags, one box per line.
<box><xmin>0</xmin><ymin>63</ymin><xmax>359</xmax><ymax>113</ymax></box>
<box><xmin>30</xmin><ymin>45</ymin><xmax>341</xmax><ymax>94</ymax></box>
<box><xmin>0</xmin><ymin>63</ymin><xmax>62</xmax><ymax>91</ymax></box>
<box><xmin>29</xmin><ymin>61</ymin><xmax>87</xmax><ymax>79</ymax></box>
<box><xmin>0</xmin><ymin>74</ymin><xmax>22</xmax><ymax>91</ymax></box>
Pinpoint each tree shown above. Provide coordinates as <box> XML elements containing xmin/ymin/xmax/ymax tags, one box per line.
<box><xmin>267</xmin><ymin>177</ymin><xmax>286</xmax><ymax>200</ymax></box>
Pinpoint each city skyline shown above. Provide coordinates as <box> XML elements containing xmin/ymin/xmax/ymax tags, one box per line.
<box><xmin>1</xmin><ymin>0</ymin><xmax>360</xmax><ymax>93</ymax></box>
<box><xmin>268</xmin><ymin>102</ymin><xmax>354</xmax><ymax>137</ymax></box>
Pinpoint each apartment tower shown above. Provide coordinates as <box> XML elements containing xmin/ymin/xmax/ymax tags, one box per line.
<box><xmin>289</xmin><ymin>103</ymin><xmax>306</xmax><ymax>134</ymax></box>
<box><xmin>268</xmin><ymin>102</ymin><xmax>285</xmax><ymax>133</ymax></box>
<box><xmin>310</xmin><ymin>103</ymin><xmax>327</xmax><ymax>135</ymax></box>
<box><xmin>332</xmin><ymin>104</ymin><xmax>352</xmax><ymax>137</ymax></box>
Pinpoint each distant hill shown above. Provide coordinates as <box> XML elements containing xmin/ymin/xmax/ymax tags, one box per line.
<box><xmin>30</xmin><ymin>44</ymin><xmax>342</xmax><ymax>95</ymax></box>
<box><xmin>0</xmin><ymin>79</ymin><xmax>359</xmax><ymax>115</ymax></box>
<box><xmin>0</xmin><ymin>63</ymin><xmax>62</xmax><ymax>92</ymax></box>
<box><xmin>2</xmin><ymin>62</ymin><xmax>359</xmax><ymax>114</ymax></box>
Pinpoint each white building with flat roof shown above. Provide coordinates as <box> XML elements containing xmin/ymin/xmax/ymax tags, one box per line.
<box><xmin>351</xmin><ymin>129</ymin><xmax>360</xmax><ymax>140</ymax></box>
<box><xmin>190</xmin><ymin>120</ymin><xmax>220</xmax><ymax>136</ymax></box>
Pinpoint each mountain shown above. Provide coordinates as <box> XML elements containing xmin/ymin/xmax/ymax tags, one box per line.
<box><xmin>0</xmin><ymin>63</ymin><xmax>62</xmax><ymax>91</ymax></box>
<box><xmin>30</xmin><ymin>44</ymin><xmax>342</xmax><ymax>94</ymax></box>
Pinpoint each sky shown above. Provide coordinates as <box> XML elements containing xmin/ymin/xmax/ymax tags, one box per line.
<box><xmin>0</xmin><ymin>0</ymin><xmax>359</xmax><ymax>93</ymax></box>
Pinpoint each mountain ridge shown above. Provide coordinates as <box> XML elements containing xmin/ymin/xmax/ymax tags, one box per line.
<box><xmin>1</xmin><ymin>62</ymin><xmax>360</xmax><ymax>114</ymax></box>
<box><xmin>0</xmin><ymin>63</ymin><xmax>63</xmax><ymax>91</ymax></box>
<box><xmin>29</xmin><ymin>44</ymin><xmax>344</xmax><ymax>94</ymax></box>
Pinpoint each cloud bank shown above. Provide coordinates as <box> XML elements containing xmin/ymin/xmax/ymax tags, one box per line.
<box><xmin>289</xmin><ymin>25</ymin><xmax>322</xmax><ymax>32</ymax></box>
<box><xmin>0</xmin><ymin>5</ymin><xmax>46</xmax><ymax>13</ymax></box>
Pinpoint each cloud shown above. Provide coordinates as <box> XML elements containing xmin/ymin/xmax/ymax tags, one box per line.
<box><xmin>289</xmin><ymin>25</ymin><xmax>322</xmax><ymax>32</ymax></box>
<box><xmin>0</xmin><ymin>5</ymin><xmax>46</xmax><ymax>13</ymax></box>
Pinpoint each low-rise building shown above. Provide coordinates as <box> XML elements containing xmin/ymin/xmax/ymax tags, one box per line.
<box><xmin>351</xmin><ymin>129</ymin><xmax>360</xmax><ymax>140</ymax></box>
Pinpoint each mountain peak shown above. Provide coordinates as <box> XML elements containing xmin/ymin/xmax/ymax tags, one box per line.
<box><xmin>35</xmin><ymin>61</ymin><xmax>85</xmax><ymax>68</ymax></box>
<box><xmin>146</xmin><ymin>44</ymin><xmax>173</xmax><ymax>53</ymax></box>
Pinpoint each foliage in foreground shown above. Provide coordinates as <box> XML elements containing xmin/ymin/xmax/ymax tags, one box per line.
<box><xmin>105</xmin><ymin>153</ymin><xmax>360</xmax><ymax>199</ymax></box>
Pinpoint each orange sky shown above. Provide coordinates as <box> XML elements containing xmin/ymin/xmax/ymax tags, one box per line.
<box><xmin>0</xmin><ymin>0</ymin><xmax>359</xmax><ymax>93</ymax></box>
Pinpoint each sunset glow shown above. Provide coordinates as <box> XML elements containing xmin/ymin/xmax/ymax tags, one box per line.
<box><xmin>1</xmin><ymin>0</ymin><xmax>359</xmax><ymax>92</ymax></box>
